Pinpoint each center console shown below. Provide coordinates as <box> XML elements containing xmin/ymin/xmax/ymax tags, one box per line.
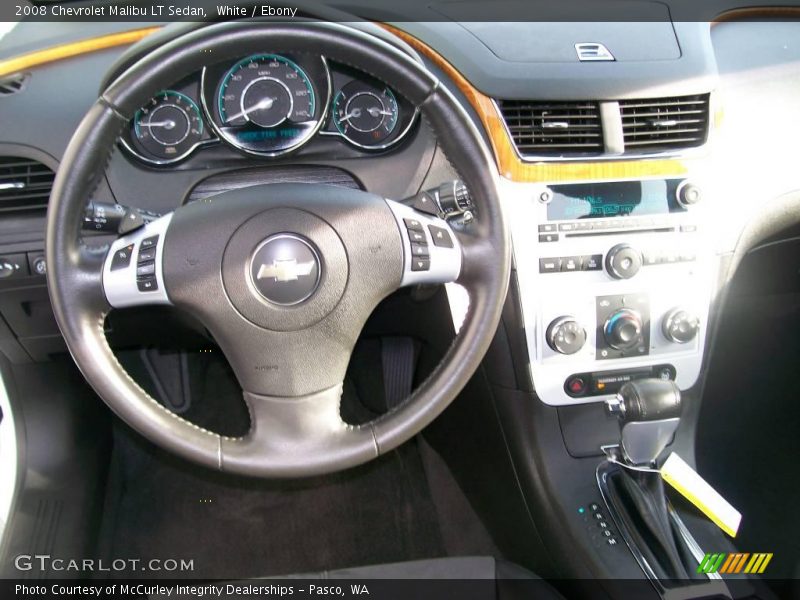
<box><xmin>506</xmin><ymin>176</ymin><xmax>715</xmax><ymax>406</ymax></box>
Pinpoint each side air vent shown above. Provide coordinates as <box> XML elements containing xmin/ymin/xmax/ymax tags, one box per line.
<box><xmin>498</xmin><ymin>100</ymin><xmax>603</xmax><ymax>156</ymax></box>
<box><xmin>0</xmin><ymin>157</ymin><xmax>55</xmax><ymax>213</ymax></box>
<box><xmin>0</xmin><ymin>73</ymin><xmax>30</xmax><ymax>97</ymax></box>
<box><xmin>620</xmin><ymin>94</ymin><xmax>710</xmax><ymax>152</ymax></box>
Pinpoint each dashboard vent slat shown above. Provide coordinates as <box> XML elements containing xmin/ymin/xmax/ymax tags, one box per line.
<box><xmin>498</xmin><ymin>100</ymin><xmax>604</xmax><ymax>157</ymax></box>
<box><xmin>0</xmin><ymin>73</ymin><xmax>30</xmax><ymax>97</ymax></box>
<box><xmin>620</xmin><ymin>94</ymin><xmax>710</xmax><ymax>152</ymax></box>
<box><xmin>0</xmin><ymin>157</ymin><xmax>55</xmax><ymax>213</ymax></box>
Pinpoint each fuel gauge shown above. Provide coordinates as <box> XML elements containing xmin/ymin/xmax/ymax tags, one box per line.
<box><xmin>332</xmin><ymin>81</ymin><xmax>399</xmax><ymax>148</ymax></box>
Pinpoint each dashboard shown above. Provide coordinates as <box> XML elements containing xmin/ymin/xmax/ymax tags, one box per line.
<box><xmin>1</xmin><ymin>15</ymin><xmax>800</xmax><ymax>410</ymax></box>
<box><xmin>122</xmin><ymin>52</ymin><xmax>417</xmax><ymax>164</ymax></box>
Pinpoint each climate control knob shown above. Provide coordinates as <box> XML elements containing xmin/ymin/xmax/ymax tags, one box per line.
<box><xmin>604</xmin><ymin>309</ymin><xmax>644</xmax><ymax>350</ymax></box>
<box><xmin>605</xmin><ymin>244</ymin><xmax>643</xmax><ymax>279</ymax></box>
<box><xmin>662</xmin><ymin>308</ymin><xmax>700</xmax><ymax>343</ymax></box>
<box><xmin>546</xmin><ymin>316</ymin><xmax>587</xmax><ymax>355</ymax></box>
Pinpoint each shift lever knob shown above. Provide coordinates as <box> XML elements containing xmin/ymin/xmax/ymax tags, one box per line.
<box><xmin>606</xmin><ymin>379</ymin><xmax>681</xmax><ymax>422</ymax></box>
<box><xmin>606</xmin><ymin>379</ymin><xmax>682</xmax><ymax>466</ymax></box>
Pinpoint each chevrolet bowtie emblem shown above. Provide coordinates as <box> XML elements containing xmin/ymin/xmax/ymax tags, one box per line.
<box><xmin>256</xmin><ymin>259</ymin><xmax>316</xmax><ymax>282</ymax></box>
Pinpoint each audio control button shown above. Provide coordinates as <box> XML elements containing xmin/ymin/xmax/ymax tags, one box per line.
<box><xmin>605</xmin><ymin>244</ymin><xmax>643</xmax><ymax>279</ymax></box>
<box><xmin>539</xmin><ymin>258</ymin><xmax>562</xmax><ymax>273</ymax></box>
<box><xmin>561</xmin><ymin>257</ymin><xmax>580</xmax><ymax>272</ymax></box>
<box><xmin>582</xmin><ymin>254</ymin><xmax>603</xmax><ymax>271</ymax></box>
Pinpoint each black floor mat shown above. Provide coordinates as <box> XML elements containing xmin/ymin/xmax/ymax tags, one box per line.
<box><xmin>99</xmin><ymin>427</ymin><xmax>446</xmax><ymax>579</ymax></box>
<box><xmin>101</xmin><ymin>332</ymin><xmax>499</xmax><ymax>579</ymax></box>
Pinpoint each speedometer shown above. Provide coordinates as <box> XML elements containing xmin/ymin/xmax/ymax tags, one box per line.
<box><xmin>209</xmin><ymin>54</ymin><xmax>326</xmax><ymax>156</ymax></box>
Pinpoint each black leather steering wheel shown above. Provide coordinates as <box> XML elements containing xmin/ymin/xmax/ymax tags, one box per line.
<box><xmin>46</xmin><ymin>21</ymin><xmax>510</xmax><ymax>478</ymax></box>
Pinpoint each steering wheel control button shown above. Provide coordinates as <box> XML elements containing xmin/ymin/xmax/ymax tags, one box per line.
<box><xmin>411</xmin><ymin>257</ymin><xmax>431</xmax><ymax>272</ymax></box>
<box><xmin>138</xmin><ymin>246</ymin><xmax>157</xmax><ymax>263</ymax></box>
<box><xmin>407</xmin><ymin>229</ymin><xmax>426</xmax><ymax>243</ymax></box>
<box><xmin>605</xmin><ymin>244</ymin><xmax>643</xmax><ymax>279</ymax></box>
<box><xmin>410</xmin><ymin>243</ymin><xmax>430</xmax><ymax>258</ymax></box>
<box><xmin>386</xmin><ymin>199</ymin><xmax>461</xmax><ymax>286</ymax></box>
<box><xmin>110</xmin><ymin>244</ymin><xmax>135</xmax><ymax>271</ymax></box>
<box><xmin>136</xmin><ymin>263</ymin><xmax>156</xmax><ymax>278</ymax></box>
<box><xmin>140</xmin><ymin>235</ymin><xmax>160</xmax><ymax>249</ymax></box>
<box><xmin>403</xmin><ymin>218</ymin><xmax>424</xmax><ymax>231</ymax></box>
<box><xmin>428</xmin><ymin>225</ymin><xmax>454</xmax><ymax>248</ymax></box>
<box><xmin>249</xmin><ymin>234</ymin><xmax>321</xmax><ymax>306</ymax></box>
<box><xmin>137</xmin><ymin>278</ymin><xmax>158</xmax><ymax>292</ymax></box>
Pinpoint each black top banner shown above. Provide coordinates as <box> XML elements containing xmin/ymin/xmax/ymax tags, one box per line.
<box><xmin>3</xmin><ymin>0</ymin><xmax>800</xmax><ymax>23</ymax></box>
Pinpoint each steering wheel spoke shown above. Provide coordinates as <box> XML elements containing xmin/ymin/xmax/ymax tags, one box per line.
<box><xmin>220</xmin><ymin>384</ymin><xmax>377</xmax><ymax>477</ymax></box>
<box><xmin>385</xmin><ymin>199</ymin><xmax>462</xmax><ymax>287</ymax></box>
<box><xmin>103</xmin><ymin>213</ymin><xmax>173</xmax><ymax>308</ymax></box>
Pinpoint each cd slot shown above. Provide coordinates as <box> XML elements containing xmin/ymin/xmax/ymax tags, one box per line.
<box><xmin>565</xmin><ymin>227</ymin><xmax>676</xmax><ymax>238</ymax></box>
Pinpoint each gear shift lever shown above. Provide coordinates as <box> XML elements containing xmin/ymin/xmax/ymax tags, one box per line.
<box><xmin>602</xmin><ymin>379</ymin><xmax>698</xmax><ymax>582</ymax></box>
<box><xmin>606</xmin><ymin>379</ymin><xmax>682</xmax><ymax>466</ymax></box>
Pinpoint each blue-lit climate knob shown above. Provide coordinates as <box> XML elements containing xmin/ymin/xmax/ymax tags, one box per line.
<box><xmin>546</xmin><ymin>316</ymin><xmax>587</xmax><ymax>355</ymax></box>
<box><xmin>604</xmin><ymin>309</ymin><xmax>643</xmax><ymax>351</ymax></box>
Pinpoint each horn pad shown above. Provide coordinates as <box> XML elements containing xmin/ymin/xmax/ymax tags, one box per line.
<box><xmin>222</xmin><ymin>207</ymin><xmax>348</xmax><ymax>332</ymax></box>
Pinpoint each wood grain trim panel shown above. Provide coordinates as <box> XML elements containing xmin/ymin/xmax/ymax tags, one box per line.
<box><xmin>0</xmin><ymin>27</ymin><xmax>160</xmax><ymax>79</ymax></box>
<box><xmin>381</xmin><ymin>23</ymin><xmax>694</xmax><ymax>183</ymax></box>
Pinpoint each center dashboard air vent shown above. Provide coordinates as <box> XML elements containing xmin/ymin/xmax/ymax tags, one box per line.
<box><xmin>497</xmin><ymin>100</ymin><xmax>603</xmax><ymax>157</ymax></box>
<box><xmin>0</xmin><ymin>157</ymin><xmax>55</xmax><ymax>214</ymax></box>
<box><xmin>619</xmin><ymin>94</ymin><xmax>710</xmax><ymax>152</ymax></box>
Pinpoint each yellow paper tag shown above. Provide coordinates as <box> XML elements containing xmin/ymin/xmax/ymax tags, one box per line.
<box><xmin>660</xmin><ymin>452</ymin><xmax>741</xmax><ymax>538</ymax></box>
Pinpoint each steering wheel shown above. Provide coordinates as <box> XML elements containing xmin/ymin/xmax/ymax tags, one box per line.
<box><xmin>46</xmin><ymin>21</ymin><xmax>510</xmax><ymax>478</ymax></box>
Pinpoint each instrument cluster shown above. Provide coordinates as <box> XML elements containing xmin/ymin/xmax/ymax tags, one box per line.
<box><xmin>121</xmin><ymin>53</ymin><xmax>417</xmax><ymax>165</ymax></box>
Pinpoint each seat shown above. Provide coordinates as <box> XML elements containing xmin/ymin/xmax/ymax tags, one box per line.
<box><xmin>219</xmin><ymin>557</ymin><xmax>564</xmax><ymax>600</ymax></box>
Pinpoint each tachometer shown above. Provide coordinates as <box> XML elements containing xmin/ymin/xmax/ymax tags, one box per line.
<box><xmin>211</xmin><ymin>54</ymin><xmax>324</xmax><ymax>155</ymax></box>
<box><xmin>332</xmin><ymin>81</ymin><xmax>399</xmax><ymax>148</ymax></box>
<box><xmin>131</xmin><ymin>91</ymin><xmax>204</xmax><ymax>163</ymax></box>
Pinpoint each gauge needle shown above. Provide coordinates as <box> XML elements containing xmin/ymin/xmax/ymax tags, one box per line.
<box><xmin>366</xmin><ymin>107</ymin><xmax>393</xmax><ymax>117</ymax></box>
<box><xmin>226</xmin><ymin>97</ymin><xmax>277</xmax><ymax>123</ymax></box>
<box><xmin>339</xmin><ymin>108</ymin><xmax>362</xmax><ymax>123</ymax></box>
<box><xmin>146</xmin><ymin>120</ymin><xmax>177</xmax><ymax>130</ymax></box>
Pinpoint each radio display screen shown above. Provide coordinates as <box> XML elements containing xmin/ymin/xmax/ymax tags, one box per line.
<box><xmin>546</xmin><ymin>179</ymin><xmax>686</xmax><ymax>221</ymax></box>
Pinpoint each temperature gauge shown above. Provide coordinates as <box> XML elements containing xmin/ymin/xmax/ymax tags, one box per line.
<box><xmin>332</xmin><ymin>80</ymin><xmax>399</xmax><ymax>148</ymax></box>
